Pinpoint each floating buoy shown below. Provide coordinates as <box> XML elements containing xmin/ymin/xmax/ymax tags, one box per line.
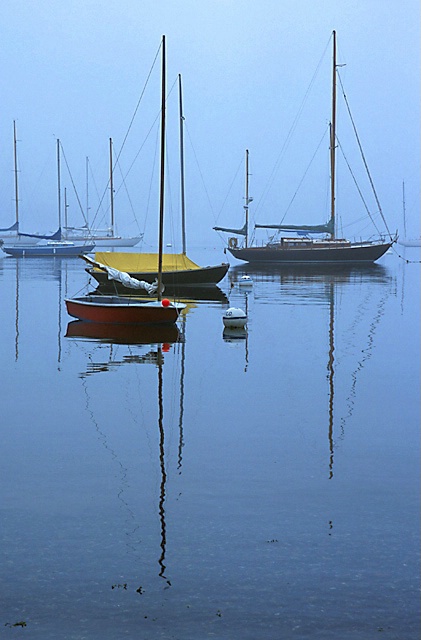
<box><xmin>222</xmin><ymin>307</ymin><xmax>247</xmax><ymax>329</ymax></box>
<box><xmin>239</xmin><ymin>274</ymin><xmax>253</xmax><ymax>287</ymax></box>
<box><xmin>162</xmin><ymin>298</ymin><xmax>170</xmax><ymax>307</ymax></box>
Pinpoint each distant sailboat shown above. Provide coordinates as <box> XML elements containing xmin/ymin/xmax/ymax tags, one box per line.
<box><xmin>0</xmin><ymin>121</ymin><xmax>62</xmax><ymax>246</ymax></box>
<box><xmin>215</xmin><ymin>32</ymin><xmax>396</xmax><ymax>264</ymax></box>
<box><xmin>2</xmin><ymin>136</ymin><xmax>94</xmax><ymax>257</ymax></box>
<box><xmin>62</xmin><ymin>141</ymin><xmax>143</xmax><ymax>248</ymax></box>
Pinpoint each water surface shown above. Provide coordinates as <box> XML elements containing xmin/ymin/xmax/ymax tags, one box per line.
<box><xmin>1</xmin><ymin>247</ymin><xmax>419</xmax><ymax>639</ymax></box>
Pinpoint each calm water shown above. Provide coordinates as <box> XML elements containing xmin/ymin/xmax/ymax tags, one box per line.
<box><xmin>1</xmin><ymin>246</ymin><xmax>419</xmax><ymax>639</ymax></box>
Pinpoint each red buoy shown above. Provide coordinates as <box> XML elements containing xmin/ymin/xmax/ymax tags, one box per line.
<box><xmin>162</xmin><ymin>298</ymin><xmax>170</xmax><ymax>307</ymax></box>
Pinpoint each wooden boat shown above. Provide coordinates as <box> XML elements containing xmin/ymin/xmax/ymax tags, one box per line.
<box><xmin>65</xmin><ymin>36</ymin><xmax>185</xmax><ymax>326</ymax></box>
<box><xmin>86</xmin><ymin>251</ymin><xmax>229</xmax><ymax>289</ymax></box>
<box><xmin>66</xmin><ymin>295</ymin><xmax>183</xmax><ymax>325</ymax></box>
<box><xmin>62</xmin><ymin>142</ymin><xmax>143</xmax><ymax>247</ymax></box>
<box><xmin>214</xmin><ymin>32</ymin><xmax>396</xmax><ymax>264</ymax></box>
<box><xmin>86</xmin><ymin>74</ymin><xmax>229</xmax><ymax>290</ymax></box>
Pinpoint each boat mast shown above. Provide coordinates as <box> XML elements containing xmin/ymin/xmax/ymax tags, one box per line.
<box><xmin>244</xmin><ymin>149</ymin><xmax>250</xmax><ymax>248</ymax></box>
<box><xmin>157</xmin><ymin>35</ymin><xmax>166</xmax><ymax>301</ymax></box>
<box><xmin>178</xmin><ymin>74</ymin><xmax>187</xmax><ymax>255</ymax></box>
<box><xmin>109</xmin><ymin>138</ymin><xmax>115</xmax><ymax>237</ymax></box>
<box><xmin>57</xmin><ymin>139</ymin><xmax>62</xmax><ymax>232</ymax></box>
<box><xmin>64</xmin><ymin>187</ymin><xmax>68</xmax><ymax>230</ymax></box>
<box><xmin>13</xmin><ymin>121</ymin><xmax>19</xmax><ymax>228</ymax></box>
<box><xmin>86</xmin><ymin>156</ymin><xmax>89</xmax><ymax>229</ymax></box>
<box><xmin>330</xmin><ymin>30</ymin><xmax>337</xmax><ymax>240</ymax></box>
<box><xmin>402</xmin><ymin>181</ymin><xmax>407</xmax><ymax>238</ymax></box>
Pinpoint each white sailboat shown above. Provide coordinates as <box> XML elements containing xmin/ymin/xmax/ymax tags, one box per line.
<box><xmin>62</xmin><ymin>139</ymin><xmax>143</xmax><ymax>248</ymax></box>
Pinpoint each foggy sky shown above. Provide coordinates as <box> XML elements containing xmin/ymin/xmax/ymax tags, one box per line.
<box><xmin>0</xmin><ymin>0</ymin><xmax>419</xmax><ymax>249</ymax></box>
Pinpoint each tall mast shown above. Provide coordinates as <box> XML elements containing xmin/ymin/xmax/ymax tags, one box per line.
<box><xmin>244</xmin><ymin>149</ymin><xmax>249</xmax><ymax>248</ymax></box>
<box><xmin>157</xmin><ymin>35</ymin><xmax>166</xmax><ymax>301</ymax></box>
<box><xmin>330</xmin><ymin>30</ymin><xmax>337</xmax><ymax>239</ymax></box>
<box><xmin>109</xmin><ymin>138</ymin><xmax>115</xmax><ymax>236</ymax></box>
<box><xmin>57</xmin><ymin>139</ymin><xmax>62</xmax><ymax>231</ymax></box>
<box><xmin>64</xmin><ymin>187</ymin><xmax>68</xmax><ymax>229</ymax></box>
<box><xmin>402</xmin><ymin>181</ymin><xmax>407</xmax><ymax>238</ymax></box>
<box><xmin>13</xmin><ymin>121</ymin><xmax>19</xmax><ymax>227</ymax></box>
<box><xmin>178</xmin><ymin>74</ymin><xmax>187</xmax><ymax>255</ymax></box>
<box><xmin>85</xmin><ymin>156</ymin><xmax>89</xmax><ymax>228</ymax></box>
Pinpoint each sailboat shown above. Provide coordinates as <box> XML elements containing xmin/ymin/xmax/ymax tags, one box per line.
<box><xmin>2</xmin><ymin>134</ymin><xmax>95</xmax><ymax>257</ymax></box>
<box><xmin>0</xmin><ymin>121</ymin><xmax>63</xmax><ymax>247</ymax></box>
<box><xmin>61</xmin><ymin>142</ymin><xmax>143</xmax><ymax>248</ymax></box>
<box><xmin>65</xmin><ymin>36</ymin><xmax>185</xmax><ymax>326</ymax></box>
<box><xmin>215</xmin><ymin>32</ymin><xmax>396</xmax><ymax>264</ymax></box>
<box><xmin>86</xmin><ymin>74</ymin><xmax>229</xmax><ymax>291</ymax></box>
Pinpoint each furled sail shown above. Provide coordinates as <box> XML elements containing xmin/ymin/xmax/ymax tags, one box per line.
<box><xmin>18</xmin><ymin>227</ymin><xmax>62</xmax><ymax>240</ymax></box>
<box><xmin>213</xmin><ymin>222</ymin><xmax>247</xmax><ymax>236</ymax></box>
<box><xmin>255</xmin><ymin>219</ymin><xmax>334</xmax><ymax>235</ymax></box>
<box><xmin>82</xmin><ymin>255</ymin><xmax>158</xmax><ymax>295</ymax></box>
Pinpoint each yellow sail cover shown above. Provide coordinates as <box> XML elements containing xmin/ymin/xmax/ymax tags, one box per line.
<box><xmin>93</xmin><ymin>252</ymin><xmax>200</xmax><ymax>272</ymax></box>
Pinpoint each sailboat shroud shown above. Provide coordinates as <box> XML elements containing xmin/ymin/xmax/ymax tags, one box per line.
<box><xmin>216</xmin><ymin>32</ymin><xmax>395</xmax><ymax>265</ymax></box>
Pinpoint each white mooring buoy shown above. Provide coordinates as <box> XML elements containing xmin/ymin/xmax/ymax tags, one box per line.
<box><xmin>222</xmin><ymin>307</ymin><xmax>247</xmax><ymax>329</ymax></box>
<box><xmin>239</xmin><ymin>274</ymin><xmax>253</xmax><ymax>287</ymax></box>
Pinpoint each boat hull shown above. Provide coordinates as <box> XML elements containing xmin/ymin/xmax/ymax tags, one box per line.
<box><xmin>63</xmin><ymin>235</ymin><xmax>142</xmax><ymax>247</ymax></box>
<box><xmin>2</xmin><ymin>243</ymin><xmax>95</xmax><ymax>257</ymax></box>
<box><xmin>65</xmin><ymin>296</ymin><xmax>183</xmax><ymax>325</ymax></box>
<box><xmin>229</xmin><ymin>241</ymin><xmax>393</xmax><ymax>264</ymax></box>
<box><xmin>87</xmin><ymin>263</ymin><xmax>229</xmax><ymax>289</ymax></box>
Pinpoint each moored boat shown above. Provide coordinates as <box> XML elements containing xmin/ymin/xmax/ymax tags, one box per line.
<box><xmin>214</xmin><ymin>32</ymin><xmax>396</xmax><ymax>264</ymax></box>
<box><xmin>2</xmin><ymin>240</ymin><xmax>95</xmax><ymax>257</ymax></box>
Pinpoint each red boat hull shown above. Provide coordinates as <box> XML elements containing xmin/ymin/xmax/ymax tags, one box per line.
<box><xmin>65</xmin><ymin>296</ymin><xmax>182</xmax><ymax>325</ymax></box>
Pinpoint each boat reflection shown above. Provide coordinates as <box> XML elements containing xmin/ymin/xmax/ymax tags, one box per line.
<box><xmin>65</xmin><ymin>319</ymin><xmax>182</xmax><ymax>345</ymax></box>
<box><xmin>229</xmin><ymin>260</ymin><xmax>396</xmax><ymax>478</ymax></box>
<box><xmin>229</xmin><ymin>261</ymin><xmax>391</xmax><ymax>286</ymax></box>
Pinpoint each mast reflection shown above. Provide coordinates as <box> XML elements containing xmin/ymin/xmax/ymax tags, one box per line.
<box><xmin>65</xmin><ymin>320</ymin><xmax>187</xmax><ymax>587</ymax></box>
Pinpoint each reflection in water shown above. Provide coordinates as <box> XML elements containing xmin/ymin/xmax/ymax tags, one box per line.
<box><xmin>15</xmin><ymin>259</ymin><xmax>20</xmax><ymax>361</ymax></box>
<box><xmin>327</xmin><ymin>282</ymin><xmax>335</xmax><ymax>479</ymax></box>
<box><xmin>80</xmin><ymin>376</ymin><xmax>140</xmax><ymax>558</ymax></box>
<box><xmin>66</xmin><ymin>320</ymin><xmax>181</xmax><ymax>345</ymax></box>
<box><xmin>94</xmin><ymin>282</ymin><xmax>229</xmax><ymax>304</ymax></box>
<box><xmin>65</xmin><ymin>324</ymin><xmax>187</xmax><ymax>588</ymax></box>
<box><xmin>230</xmin><ymin>262</ymin><xmax>396</xmax><ymax>478</ymax></box>
<box><xmin>157</xmin><ymin>347</ymin><xmax>170</xmax><ymax>586</ymax></box>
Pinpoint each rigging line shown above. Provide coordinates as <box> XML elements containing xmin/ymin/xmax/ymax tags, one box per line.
<box><xmin>112</xmin><ymin>75</ymin><xmax>178</xmax><ymax>190</ymax></box>
<box><xmin>337</xmin><ymin>71</ymin><xmax>392</xmax><ymax>238</ymax></box>
<box><xmin>85</xmin><ymin>159</ymin><xmax>107</xmax><ymax>230</ymax></box>
<box><xmin>336</xmin><ymin>136</ymin><xmax>383</xmax><ymax>236</ymax></box>
<box><xmin>214</xmin><ymin>153</ymin><xmax>244</xmax><ymax>223</ymax></box>
<box><xmin>255</xmin><ymin>36</ymin><xmax>332</xmax><ymax>216</ymax></box>
<box><xmin>115</xmin><ymin>42</ymin><xmax>161</xmax><ymax>167</ymax></box>
<box><xmin>89</xmin><ymin>41</ymin><xmax>162</xmax><ymax>226</ymax></box>
<box><xmin>59</xmin><ymin>141</ymin><xmax>87</xmax><ymax>223</ymax></box>
<box><xmin>278</xmin><ymin>124</ymin><xmax>330</xmax><ymax>225</ymax></box>
<box><xmin>184</xmin><ymin>123</ymin><xmax>215</xmax><ymax>217</ymax></box>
